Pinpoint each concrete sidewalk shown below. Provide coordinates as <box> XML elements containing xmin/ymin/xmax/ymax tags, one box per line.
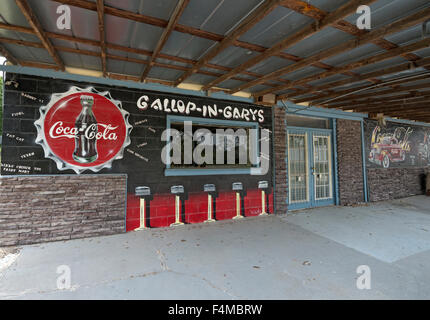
<box><xmin>1</xmin><ymin>196</ymin><xmax>430</xmax><ymax>299</ymax></box>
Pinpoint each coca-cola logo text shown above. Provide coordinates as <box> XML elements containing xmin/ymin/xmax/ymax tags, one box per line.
<box><xmin>36</xmin><ymin>90</ymin><xmax>130</xmax><ymax>170</ymax></box>
<box><xmin>49</xmin><ymin>121</ymin><xmax>119</xmax><ymax>140</ymax></box>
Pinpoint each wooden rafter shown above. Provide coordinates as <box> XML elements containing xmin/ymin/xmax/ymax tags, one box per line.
<box><xmin>96</xmin><ymin>0</ymin><xmax>107</xmax><ymax>77</ymax></box>
<box><xmin>54</xmin><ymin>0</ymin><xmax>221</xmax><ymax>42</ymax></box>
<box><xmin>283</xmin><ymin>57</ymin><xmax>430</xmax><ymax>101</ymax></box>
<box><xmin>0</xmin><ymin>36</ymin><xmax>238</xmax><ymax>84</ymax></box>
<box><xmin>0</xmin><ymin>43</ymin><xmax>19</xmax><ymax>65</ymax></box>
<box><xmin>255</xmin><ymin>37</ymin><xmax>430</xmax><ymax>97</ymax></box>
<box><xmin>0</xmin><ymin>22</ymin><xmax>299</xmax><ymax>90</ymax></box>
<box><xmin>282</xmin><ymin>62</ymin><xmax>430</xmax><ymax>102</ymax></box>
<box><xmin>292</xmin><ymin>75</ymin><xmax>430</xmax><ymax>104</ymax></box>
<box><xmin>15</xmin><ymin>0</ymin><xmax>64</xmax><ymax>71</ymax></box>
<box><xmin>372</xmin><ymin>103</ymin><xmax>430</xmax><ymax>114</ymax></box>
<box><xmin>236</xmin><ymin>6</ymin><xmax>430</xmax><ymax>95</ymax></box>
<box><xmin>392</xmin><ymin>113</ymin><xmax>430</xmax><ymax>120</ymax></box>
<box><xmin>3</xmin><ymin>55</ymin><xmax>244</xmax><ymax>89</ymax></box>
<box><xmin>44</xmin><ymin>0</ymin><xmax>364</xmax><ymax>90</ymax></box>
<box><xmin>326</xmin><ymin>91</ymin><xmax>430</xmax><ymax>109</ymax></box>
<box><xmin>200</xmin><ymin>0</ymin><xmax>377</xmax><ymax>91</ymax></box>
<box><xmin>174</xmin><ymin>0</ymin><xmax>281</xmax><ymax>86</ymax></box>
<box><xmin>0</xmin><ymin>34</ymin><xmax>301</xmax><ymax>92</ymax></box>
<box><xmin>344</xmin><ymin>98</ymin><xmax>430</xmax><ymax>112</ymax></box>
<box><xmin>281</xmin><ymin>0</ymin><xmax>424</xmax><ymax>66</ymax></box>
<box><xmin>141</xmin><ymin>0</ymin><xmax>190</xmax><ymax>82</ymax></box>
<box><xmin>279</xmin><ymin>0</ymin><xmax>379</xmax><ymax>85</ymax></box>
<box><xmin>19</xmin><ymin>60</ymin><xmax>60</xmax><ymax>70</ymax></box>
<box><xmin>266</xmin><ymin>0</ymin><xmax>430</xmax><ymax>99</ymax></box>
<box><xmin>52</xmin><ymin>0</ymin><xmax>305</xmax><ymax>65</ymax></box>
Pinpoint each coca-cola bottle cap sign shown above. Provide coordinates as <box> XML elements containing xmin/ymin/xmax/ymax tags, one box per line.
<box><xmin>35</xmin><ymin>87</ymin><xmax>132</xmax><ymax>173</ymax></box>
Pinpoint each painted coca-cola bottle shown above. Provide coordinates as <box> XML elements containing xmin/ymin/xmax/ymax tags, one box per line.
<box><xmin>73</xmin><ymin>95</ymin><xmax>98</xmax><ymax>163</ymax></box>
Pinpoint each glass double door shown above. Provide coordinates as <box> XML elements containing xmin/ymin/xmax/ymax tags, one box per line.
<box><xmin>287</xmin><ymin>128</ymin><xmax>334</xmax><ymax>210</ymax></box>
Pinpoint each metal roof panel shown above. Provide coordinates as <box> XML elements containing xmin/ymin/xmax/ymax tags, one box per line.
<box><xmin>208</xmin><ymin>46</ymin><xmax>260</xmax><ymax>69</ymax></box>
<box><xmin>284</xmin><ymin>27</ymin><xmax>356</xmax><ymax>59</ymax></box>
<box><xmin>180</xmin><ymin>0</ymin><xmax>263</xmax><ymax>36</ymax></box>
<box><xmin>238</xmin><ymin>5</ymin><xmax>313</xmax><ymax>48</ymax></box>
<box><xmin>343</xmin><ymin>0</ymin><xmax>430</xmax><ymax>29</ymax></box>
<box><xmin>161</xmin><ymin>30</ymin><xmax>216</xmax><ymax>61</ymax></box>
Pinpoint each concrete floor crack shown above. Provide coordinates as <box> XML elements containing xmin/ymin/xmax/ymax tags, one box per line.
<box><xmin>169</xmin><ymin>270</ymin><xmax>240</xmax><ymax>299</ymax></box>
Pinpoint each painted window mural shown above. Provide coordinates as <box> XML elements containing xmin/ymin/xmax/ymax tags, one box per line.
<box><xmin>364</xmin><ymin>119</ymin><xmax>430</xmax><ymax>169</ymax></box>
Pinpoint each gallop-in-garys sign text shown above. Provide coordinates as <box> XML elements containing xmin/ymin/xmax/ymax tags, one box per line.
<box><xmin>137</xmin><ymin>95</ymin><xmax>265</xmax><ymax>123</ymax></box>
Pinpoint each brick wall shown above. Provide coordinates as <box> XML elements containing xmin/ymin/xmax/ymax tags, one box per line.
<box><xmin>273</xmin><ymin>107</ymin><xmax>287</xmax><ymax>214</ymax></box>
<box><xmin>0</xmin><ymin>175</ymin><xmax>127</xmax><ymax>246</ymax></box>
<box><xmin>336</xmin><ymin>119</ymin><xmax>365</xmax><ymax>205</ymax></box>
<box><xmin>367</xmin><ymin>167</ymin><xmax>428</xmax><ymax>202</ymax></box>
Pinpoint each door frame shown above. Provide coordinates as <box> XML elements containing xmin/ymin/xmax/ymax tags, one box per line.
<box><xmin>286</xmin><ymin>124</ymin><xmax>337</xmax><ymax>210</ymax></box>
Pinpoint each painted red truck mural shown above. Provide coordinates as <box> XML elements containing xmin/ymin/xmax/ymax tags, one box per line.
<box><xmin>368</xmin><ymin>126</ymin><xmax>413</xmax><ymax>168</ymax></box>
<box><xmin>365</xmin><ymin>119</ymin><xmax>430</xmax><ymax>168</ymax></box>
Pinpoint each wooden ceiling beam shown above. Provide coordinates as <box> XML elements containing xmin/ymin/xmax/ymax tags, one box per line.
<box><xmin>291</xmin><ymin>73</ymin><xmax>430</xmax><ymax>104</ymax></box>
<box><xmin>348</xmin><ymin>101</ymin><xmax>430</xmax><ymax>113</ymax></box>
<box><xmin>0</xmin><ymin>43</ymin><xmax>19</xmax><ymax>65</ymax></box>
<box><xmin>255</xmin><ymin>37</ymin><xmax>430</xmax><ymax>97</ymax></box>
<box><xmin>0</xmin><ymin>22</ymin><xmax>294</xmax><ymax>89</ymax></box>
<box><xmin>96</xmin><ymin>0</ymin><xmax>107</xmax><ymax>77</ymax></box>
<box><xmin>396</xmin><ymin>114</ymin><xmax>430</xmax><ymax>121</ymax></box>
<box><xmin>0</xmin><ymin>35</ymin><xmax>289</xmax><ymax>91</ymax></box>
<box><xmin>281</xmin><ymin>60</ymin><xmax>430</xmax><ymax>102</ymax></box>
<box><xmin>15</xmin><ymin>0</ymin><xmax>65</xmax><ymax>71</ymax></box>
<box><xmin>327</xmin><ymin>91</ymin><xmax>430</xmax><ymax>109</ymax></box>
<box><xmin>286</xmin><ymin>57</ymin><xmax>430</xmax><ymax>99</ymax></box>
<box><xmin>108</xmin><ymin>73</ymin><xmax>176</xmax><ymax>87</ymax></box>
<box><xmin>3</xmin><ymin>58</ymin><xmax>183</xmax><ymax>87</ymax></box>
<box><xmin>0</xmin><ymin>36</ymin><xmax>230</xmax><ymax>81</ymax></box>
<box><xmin>54</xmin><ymin>0</ymin><xmax>222</xmax><ymax>41</ymax></box>
<box><xmin>238</xmin><ymin>6</ymin><xmax>430</xmax><ymax>94</ymax></box>
<box><xmin>141</xmin><ymin>0</ymin><xmax>190</xmax><ymax>82</ymax></box>
<box><xmin>291</xmin><ymin>74</ymin><xmax>430</xmax><ymax>103</ymax></box>
<box><xmin>0</xmin><ymin>37</ymin><xmax>294</xmax><ymax>90</ymax></box>
<box><xmin>384</xmin><ymin>108</ymin><xmax>430</xmax><ymax>117</ymax></box>
<box><xmin>281</xmin><ymin>0</ymin><xmax>424</xmax><ymax>65</ymax></box>
<box><xmin>279</xmin><ymin>0</ymin><xmax>378</xmax><ymax>86</ymax></box>
<box><xmin>19</xmin><ymin>60</ymin><xmax>61</xmax><ymax>70</ymax></box>
<box><xmin>201</xmin><ymin>0</ymin><xmax>377</xmax><ymax>91</ymax></box>
<box><xmin>271</xmin><ymin>1</ymin><xmax>430</xmax><ymax>98</ymax></box>
<box><xmin>350</xmin><ymin>98</ymin><xmax>430</xmax><ymax>112</ymax></box>
<box><xmin>52</xmin><ymin>0</ymin><xmax>301</xmax><ymax>65</ymax></box>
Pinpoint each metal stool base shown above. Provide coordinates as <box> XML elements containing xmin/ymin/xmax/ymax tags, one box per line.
<box><xmin>170</xmin><ymin>222</ymin><xmax>185</xmax><ymax>227</ymax></box>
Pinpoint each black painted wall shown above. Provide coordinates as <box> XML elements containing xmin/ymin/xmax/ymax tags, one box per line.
<box><xmin>1</xmin><ymin>73</ymin><xmax>273</xmax><ymax>195</ymax></box>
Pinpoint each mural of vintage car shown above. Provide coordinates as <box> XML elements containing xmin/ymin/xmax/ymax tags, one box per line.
<box><xmin>368</xmin><ymin>126</ymin><xmax>413</xmax><ymax>168</ymax></box>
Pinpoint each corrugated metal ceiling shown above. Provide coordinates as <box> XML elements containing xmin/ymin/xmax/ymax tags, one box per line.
<box><xmin>0</xmin><ymin>0</ymin><xmax>429</xmax><ymax>121</ymax></box>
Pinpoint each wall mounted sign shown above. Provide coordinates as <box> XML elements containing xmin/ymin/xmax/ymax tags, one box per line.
<box><xmin>364</xmin><ymin>119</ymin><xmax>430</xmax><ymax>168</ymax></box>
<box><xmin>34</xmin><ymin>87</ymin><xmax>132</xmax><ymax>173</ymax></box>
